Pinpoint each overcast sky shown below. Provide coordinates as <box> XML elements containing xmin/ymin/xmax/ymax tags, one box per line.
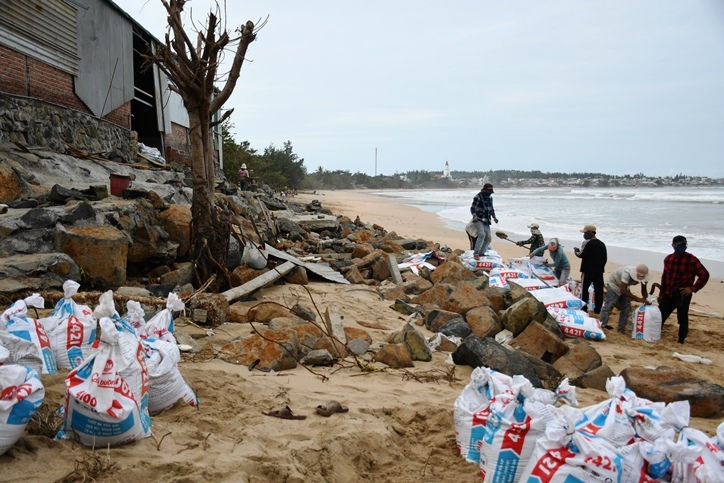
<box><xmin>117</xmin><ymin>1</ymin><xmax>724</xmax><ymax>177</ymax></box>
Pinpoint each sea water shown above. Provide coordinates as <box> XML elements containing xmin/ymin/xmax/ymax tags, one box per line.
<box><xmin>371</xmin><ymin>187</ymin><xmax>724</xmax><ymax>277</ymax></box>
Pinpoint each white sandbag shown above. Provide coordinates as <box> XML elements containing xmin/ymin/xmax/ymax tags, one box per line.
<box><xmin>59</xmin><ymin>317</ymin><xmax>151</xmax><ymax>447</ymax></box>
<box><xmin>529</xmin><ymin>286</ymin><xmax>585</xmax><ymax>310</ymax></box>
<box><xmin>489</xmin><ymin>268</ymin><xmax>531</xmax><ymax>285</ymax></box>
<box><xmin>120</xmin><ymin>300</ymin><xmax>146</xmax><ymax>338</ymax></box>
<box><xmin>0</xmin><ymin>332</ymin><xmax>43</xmax><ymax>373</ymax></box>
<box><xmin>1</xmin><ymin>295</ymin><xmax>57</xmax><ymax>374</ymax></box>
<box><xmin>520</xmin><ymin>405</ymin><xmax>625</xmax><ymax>483</ymax></box>
<box><xmin>242</xmin><ymin>241</ymin><xmax>268</xmax><ymax>269</ymax></box>
<box><xmin>0</xmin><ymin>365</ymin><xmax>45</xmax><ymax>455</ymax></box>
<box><xmin>529</xmin><ymin>262</ymin><xmax>559</xmax><ymax>287</ymax></box>
<box><xmin>672</xmin><ymin>427</ymin><xmax>724</xmax><ymax>482</ymax></box>
<box><xmin>461</xmin><ymin>249</ymin><xmax>506</xmax><ymax>271</ymax></box>
<box><xmin>0</xmin><ymin>345</ymin><xmax>8</xmax><ymax>364</ymax></box>
<box><xmin>40</xmin><ymin>280</ymin><xmax>97</xmax><ymax>369</ymax></box>
<box><xmin>507</xmin><ymin>278</ymin><xmax>550</xmax><ymax>291</ymax></box>
<box><xmin>508</xmin><ymin>257</ymin><xmax>531</xmax><ymax>273</ymax></box>
<box><xmin>143</xmin><ymin>338</ymin><xmax>197</xmax><ymax>415</ymax></box>
<box><xmin>547</xmin><ymin>307</ymin><xmax>605</xmax><ymax>341</ymax></box>
<box><xmin>454</xmin><ymin>367</ymin><xmax>515</xmax><ymax>462</ymax></box>
<box><xmin>631</xmin><ymin>303</ymin><xmax>661</xmax><ymax>342</ymax></box>
<box><xmin>143</xmin><ymin>292</ymin><xmax>184</xmax><ymax>343</ymax></box>
<box><xmin>576</xmin><ymin>376</ymin><xmax>638</xmax><ymax>447</ymax></box>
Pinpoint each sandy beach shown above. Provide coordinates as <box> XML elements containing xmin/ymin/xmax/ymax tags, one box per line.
<box><xmin>2</xmin><ymin>189</ymin><xmax>722</xmax><ymax>482</ymax></box>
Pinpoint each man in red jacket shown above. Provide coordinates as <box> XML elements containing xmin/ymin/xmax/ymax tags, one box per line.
<box><xmin>659</xmin><ymin>235</ymin><xmax>709</xmax><ymax>344</ymax></box>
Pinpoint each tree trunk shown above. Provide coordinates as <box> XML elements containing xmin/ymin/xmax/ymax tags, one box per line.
<box><xmin>188</xmin><ymin>109</ymin><xmax>229</xmax><ymax>290</ymax></box>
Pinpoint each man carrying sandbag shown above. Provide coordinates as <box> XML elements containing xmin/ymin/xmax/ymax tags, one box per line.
<box><xmin>658</xmin><ymin>235</ymin><xmax>709</xmax><ymax>344</ymax></box>
<box><xmin>599</xmin><ymin>264</ymin><xmax>650</xmax><ymax>333</ymax></box>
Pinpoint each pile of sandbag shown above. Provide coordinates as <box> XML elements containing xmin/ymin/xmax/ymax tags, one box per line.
<box><xmin>455</xmin><ymin>371</ymin><xmax>724</xmax><ymax>482</ymax></box>
<box><xmin>1</xmin><ymin>284</ymin><xmax>197</xmax><ymax>450</ymax></box>
<box><xmin>461</xmin><ymin>249</ymin><xmax>506</xmax><ymax>272</ymax></box>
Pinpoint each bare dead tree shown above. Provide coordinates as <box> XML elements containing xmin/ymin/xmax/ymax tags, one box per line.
<box><xmin>147</xmin><ymin>0</ymin><xmax>258</xmax><ymax>289</ymax></box>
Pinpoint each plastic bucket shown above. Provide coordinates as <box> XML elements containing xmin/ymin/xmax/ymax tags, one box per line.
<box><xmin>109</xmin><ymin>173</ymin><xmax>132</xmax><ymax>196</ymax></box>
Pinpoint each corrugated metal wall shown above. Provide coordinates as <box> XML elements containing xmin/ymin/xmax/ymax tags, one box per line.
<box><xmin>0</xmin><ymin>0</ymin><xmax>80</xmax><ymax>74</ymax></box>
<box><xmin>75</xmin><ymin>0</ymin><xmax>134</xmax><ymax>117</ymax></box>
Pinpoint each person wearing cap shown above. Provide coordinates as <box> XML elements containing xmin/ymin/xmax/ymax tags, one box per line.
<box><xmin>574</xmin><ymin>224</ymin><xmax>607</xmax><ymax>314</ymax></box>
<box><xmin>238</xmin><ymin>163</ymin><xmax>250</xmax><ymax>191</ymax></box>
<box><xmin>530</xmin><ymin>237</ymin><xmax>570</xmax><ymax>284</ymax></box>
<box><xmin>658</xmin><ymin>235</ymin><xmax>709</xmax><ymax>344</ymax></box>
<box><xmin>516</xmin><ymin>224</ymin><xmax>545</xmax><ymax>255</ymax></box>
<box><xmin>599</xmin><ymin>264</ymin><xmax>650</xmax><ymax>333</ymax></box>
<box><xmin>469</xmin><ymin>183</ymin><xmax>498</xmax><ymax>258</ymax></box>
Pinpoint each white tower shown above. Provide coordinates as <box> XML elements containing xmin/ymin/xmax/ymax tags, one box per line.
<box><xmin>443</xmin><ymin>161</ymin><xmax>451</xmax><ymax>179</ymax></box>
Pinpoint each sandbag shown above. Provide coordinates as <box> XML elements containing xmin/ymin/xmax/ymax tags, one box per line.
<box><xmin>59</xmin><ymin>317</ymin><xmax>151</xmax><ymax>447</ymax></box>
<box><xmin>529</xmin><ymin>286</ymin><xmax>585</xmax><ymax>310</ymax></box>
<box><xmin>1</xmin><ymin>295</ymin><xmax>57</xmax><ymax>374</ymax></box>
<box><xmin>143</xmin><ymin>338</ymin><xmax>197</xmax><ymax>415</ymax></box>
<box><xmin>0</xmin><ymin>365</ymin><xmax>45</xmax><ymax>455</ymax></box>
<box><xmin>0</xmin><ymin>332</ymin><xmax>43</xmax><ymax>373</ymax></box>
<box><xmin>547</xmin><ymin>307</ymin><xmax>605</xmax><ymax>341</ymax></box>
<box><xmin>120</xmin><ymin>300</ymin><xmax>146</xmax><ymax>338</ymax></box>
<box><xmin>632</xmin><ymin>304</ymin><xmax>661</xmax><ymax>342</ymax></box>
<box><xmin>461</xmin><ymin>249</ymin><xmax>505</xmax><ymax>271</ymax></box>
<box><xmin>242</xmin><ymin>241</ymin><xmax>268</xmax><ymax>269</ymax></box>
<box><xmin>40</xmin><ymin>280</ymin><xmax>96</xmax><ymax>369</ymax></box>
<box><xmin>143</xmin><ymin>292</ymin><xmax>184</xmax><ymax>343</ymax></box>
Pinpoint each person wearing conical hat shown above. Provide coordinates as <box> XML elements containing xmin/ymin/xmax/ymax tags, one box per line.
<box><xmin>516</xmin><ymin>223</ymin><xmax>545</xmax><ymax>255</ymax></box>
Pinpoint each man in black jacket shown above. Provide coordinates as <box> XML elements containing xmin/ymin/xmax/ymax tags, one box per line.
<box><xmin>469</xmin><ymin>183</ymin><xmax>498</xmax><ymax>258</ymax></box>
<box><xmin>574</xmin><ymin>224</ymin><xmax>607</xmax><ymax>314</ymax></box>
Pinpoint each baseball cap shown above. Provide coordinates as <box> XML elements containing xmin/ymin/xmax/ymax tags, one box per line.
<box><xmin>580</xmin><ymin>224</ymin><xmax>596</xmax><ymax>233</ymax></box>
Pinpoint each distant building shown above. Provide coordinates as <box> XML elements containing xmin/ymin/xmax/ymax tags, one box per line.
<box><xmin>443</xmin><ymin>161</ymin><xmax>451</xmax><ymax>179</ymax></box>
<box><xmin>0</xmin><ymin>0</ymin><xmax>222</xmax><ymax>167</ymax></box>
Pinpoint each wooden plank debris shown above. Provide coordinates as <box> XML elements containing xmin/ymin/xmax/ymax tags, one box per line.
<box><xmin>222</xmin><ymin>261</ymin><xmax>295</xmax><ymax>303</ymax></box>
<box><xmin>387</xmin><ymin>253</ymin><xmax>403</xmax><ymax>284</ymax></box>
<box><xmin>324</xmin><ymin>308</ymin><xmax>347</xmax><ymax>344</ymax></box>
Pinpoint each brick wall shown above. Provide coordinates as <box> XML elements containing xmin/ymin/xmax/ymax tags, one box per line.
<box><xmin>0</xmin><ymin>45</ymin><xmax>27</xmax><ymax>95</ymax></box>
<box><xmin>165</xmin><ymin>122</ymin><xmax>189</xmax><ymax>152</ymax></box>
<box><xmin>1</xmin><ymin>44</ymin><xmax>130</xmax><ymax>128</ymax></box>
<box><xmin>26</xmin><ymin>57</ymin><xmax>87</xmax><ymax>111</ymax></box>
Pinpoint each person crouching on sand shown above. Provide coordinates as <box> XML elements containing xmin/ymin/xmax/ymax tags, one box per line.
<box><xmin>531</xmin><ymin>238</ymin><xmax>570</xmax><ymax>285</ymax></box>
<box><xmin>600</xmin><ymin>264</ymin><xmax>650</xmax><ymax>333</ymax></box>
<box><xmin>658</xmin><ymin>235</ymin><xmax>709</xmax><ymax>344</ymax></box>
<box><xmin>516</xmin><ymin>223</ymin><xmax>545</xmax><ymax>255</ymax></box>
<box><xmin>469</xmin><ymin>183</ymin><xmax>498</xmax><ymax>259</ymax></box>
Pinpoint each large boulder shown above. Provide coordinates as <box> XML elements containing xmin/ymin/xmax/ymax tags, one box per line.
<box><xmin>438</xmin><ymin>319</ymin><xmax>472</xmax><ymax>339</ymax></box>
<box><xmin>57</xmin><ymin>225</ymin><xmax>128</xmax><ymax>287</ymax></box>
<box><xmin>220</xmin><ymin>328</ymin><xmax>299</xmax><ymax>372</ymax></box>
<box><xmin>452</xmin><ymin>335</ymin><xmax>543</xmax><ymax>387</ymax></box>
<box><xmin>425</xmin><ymin>309</ymin><xmax>463</xmax><ymax>332</ymax></box>
<box><xmin>552</xmin><ymin>339</ymin><xmax>602</xmax><ymax>380</ymax></box>
<box><xmin>465</xmin><ymin>305</ymin><xmax>501</xmax><ymax>339</ymax></box>
<box><xmin>414</xmin><ymin>284</ymin><xmax>453</xmax><ymax>307</ymax></box>
<box><xmin>511</xmin><ymin>321</ymin><xmax>568</xmax><ymax>363</ymax></box>
<box><xmin>389</xmin><ymin>322</ymin><xmax>431</xmax><ymax>362</ymax></box>
<box><xmin>441</xmin><ymin>283</ymin><xmax>489</xmax><ymax>315</ymax></box>
<box><xmin>481</xmin><ymin>286</ymin><xmax>511</xmax><ymax>312</ymax></box>
<box><xmin>158</xmin><ymin>204</ymin><xmax>191</xmax><ymax>258</ymax></box>
<box><xmin>0</xmin><ymin>161</ymin><xmax>22</xmax><ymax>202</ymax></box>
<box><xmin>501</xmin><ymin>297</ymin><xmax>547</xmax><ymax>336</ymax></box>
<box><xmin>429</xmin><ymin>261</ymin><xmax>474</xmax><ymax>285</ymax></box>
<box><xmin>621</xmin><ymin>366</ymin><xmax>724</xmax><ymax>418</ymax></box>
<box><xmin>574</xmin><ymin>365</ymin><xmax>615</xmax><ymax>391</ymax></box>
<box><xmin>0</xmin><ymin>228</ymin><xmax>56</xmax><ymax>257</ymax></box>
<box><xmin>374</xmin><ymin>343</ymin><xmax>414</xmax><ymax>368</ymax></box>
<box><xmin>0</xmin><ymin>252</ymin><xmax>80</xmax><ymax>294</ymax></box>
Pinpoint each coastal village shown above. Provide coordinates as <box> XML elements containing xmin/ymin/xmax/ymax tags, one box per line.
<box><xmin>1</xmin><ymin>1</ymin><xmax>723</xmax><ymax>482</ymax></box>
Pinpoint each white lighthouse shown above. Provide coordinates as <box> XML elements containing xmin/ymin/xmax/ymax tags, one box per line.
<box><xmin>443</xmin><ymin>161</ymin><xmax>451</xmax><ymax>179</ymax></box>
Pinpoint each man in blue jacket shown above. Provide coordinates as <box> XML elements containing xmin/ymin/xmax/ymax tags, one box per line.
<box><xmin>469</xmin><ymin>183</ymin><xmax>498</xmax><ymax>258</ymax></box>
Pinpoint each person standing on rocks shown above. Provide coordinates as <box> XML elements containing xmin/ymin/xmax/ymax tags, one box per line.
<box><xmin>238</xmin><ymin>163</ymin><xmax>249</xmax><ymax>191</ymax></box>
<box><xmin>657</xmin><ymin>235</ymin><xmax>709</xmax><ymax>344</ymax></box>
<box><xmin>600</xmin><ymin>264</ymin><xmax>650</xmax><ymax>333</ymax></box>
<box><xmin>469</xmin><ymin>183</ymin><xmax>498</xmax><ymax>259</ymax></box>
<box><xmin>574</xmin><ymin>224</ymin><xmax>607</xmax><ymax>314</ymax></box>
